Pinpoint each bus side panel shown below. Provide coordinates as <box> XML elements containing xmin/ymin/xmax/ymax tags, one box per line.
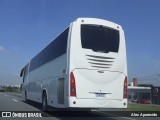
<box><xmin>26</xmin><ymin>54</ymin><xmax>67</xmax><ymax>107</ymax></box>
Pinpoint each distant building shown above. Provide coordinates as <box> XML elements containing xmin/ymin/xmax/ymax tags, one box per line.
<box><xmin>133</xmin><ymin>78</ymin><xmax>138</xmax><ymax>86</ymax></box>
<box><xmin>128</xmin><ymin>86</ymin><xmax>151</xmax><ymax>103</ymax></box>
<box><xmin>128</xmin><ymin>78</ymin><xmax>160</xmax><ymax>105</ymax></box>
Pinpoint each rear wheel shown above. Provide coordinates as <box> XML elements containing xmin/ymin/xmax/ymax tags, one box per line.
<box><xmin>42</xmin><ymin>94</ymin><xmax>48</xmax><ymax>111</ymax></box>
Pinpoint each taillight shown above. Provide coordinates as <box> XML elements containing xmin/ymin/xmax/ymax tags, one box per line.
<box><xmin>70</xmin><ymin>72</ymin><xmax>76</xmax><ymax>97</ymax></box>
<box><xmin>123</xmin><ymin>76</ymin><xmax>128</xmax><ymax>99</ymax></box>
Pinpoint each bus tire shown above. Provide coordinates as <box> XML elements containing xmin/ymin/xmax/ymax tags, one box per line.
<box><xmin>42</xmin><ymin>92</ymin><xmax>48</xmax><ymax>111</ymax></box>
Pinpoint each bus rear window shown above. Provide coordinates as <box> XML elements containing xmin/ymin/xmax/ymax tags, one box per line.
<box><xmin>81</xmin><ymin>25</ymin><xmax>119</xmax><ymax>53</ymax></box>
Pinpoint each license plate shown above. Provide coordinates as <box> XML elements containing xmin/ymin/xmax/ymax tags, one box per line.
<box><xmin>95</xmin><ymin>93</ymin><xmax>105</xmax><ymax>97</ymax></box>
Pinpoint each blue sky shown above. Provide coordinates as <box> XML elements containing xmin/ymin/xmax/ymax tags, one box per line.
<box><xmin>0</xmin><ymin>0</ymin><xmax>160</xmax><ymax>85</ymax></box>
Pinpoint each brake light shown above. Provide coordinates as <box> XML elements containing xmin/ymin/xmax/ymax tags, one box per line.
<box><xmin>123</xmin><ymin>76</ymin><xmax>128</xmax><ymax>99</ymax></box>
<box><xmin>70</xmin><ymin>72</ymin><xmax>76</xmax><ymax>97</ymax></box>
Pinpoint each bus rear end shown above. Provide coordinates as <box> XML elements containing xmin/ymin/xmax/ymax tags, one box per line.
<box><xmin>67</xmin><ymin>18</ymin><xmax>127</xmax><ymax>109</ymax></box>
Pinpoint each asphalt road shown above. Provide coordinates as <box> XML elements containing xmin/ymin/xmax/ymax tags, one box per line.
<box><xmin>0</xmin><ymin>92</ymin><xmax>159</xmax><ymax>120</ymax></box>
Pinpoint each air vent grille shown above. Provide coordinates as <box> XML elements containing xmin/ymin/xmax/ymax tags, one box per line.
<box><xmin>86</xmin><ymin>55</ymin><xmax>115</xmax><ymax>69</ymax></box>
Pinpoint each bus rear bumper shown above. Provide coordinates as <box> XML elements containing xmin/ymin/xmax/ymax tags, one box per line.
<box><xmin>68</xmin><ymin>97</ymin><xmax>127</xmax><ymax>109</ymax></box>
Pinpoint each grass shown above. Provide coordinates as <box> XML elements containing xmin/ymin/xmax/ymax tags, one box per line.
<box><xmin>127</xmin><ymin>103</ymin><xmax>160</xmax><ymax>111</ymax></box>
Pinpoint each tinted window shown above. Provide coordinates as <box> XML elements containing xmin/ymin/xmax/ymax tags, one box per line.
<box><xmin>29</xmin><ymin>27</ymin><xmax>69</xmax><ymax>72</ymax></box>
<box><xmin>81</xmin><ymin>25</ymin><xmax>119</xmax><ymax>53</ymax></box>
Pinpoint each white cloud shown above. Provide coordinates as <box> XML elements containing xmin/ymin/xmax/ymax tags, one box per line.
<box><xmin>0</xmin><ymin>46</ymin><xmax>4</xmax><ymax>51</ymax></box>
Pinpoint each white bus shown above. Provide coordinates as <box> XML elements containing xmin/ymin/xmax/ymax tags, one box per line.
<box><xmin>20</xmin><ymin>18</ymin><xmax>128</xmax><ymax>111</ymax></box>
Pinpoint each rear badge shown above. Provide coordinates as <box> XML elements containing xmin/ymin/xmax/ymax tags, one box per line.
<box><xmin>97</xmin><ymin>70</ymin><xmax>104</xmax><ymax>73</ymax></box>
